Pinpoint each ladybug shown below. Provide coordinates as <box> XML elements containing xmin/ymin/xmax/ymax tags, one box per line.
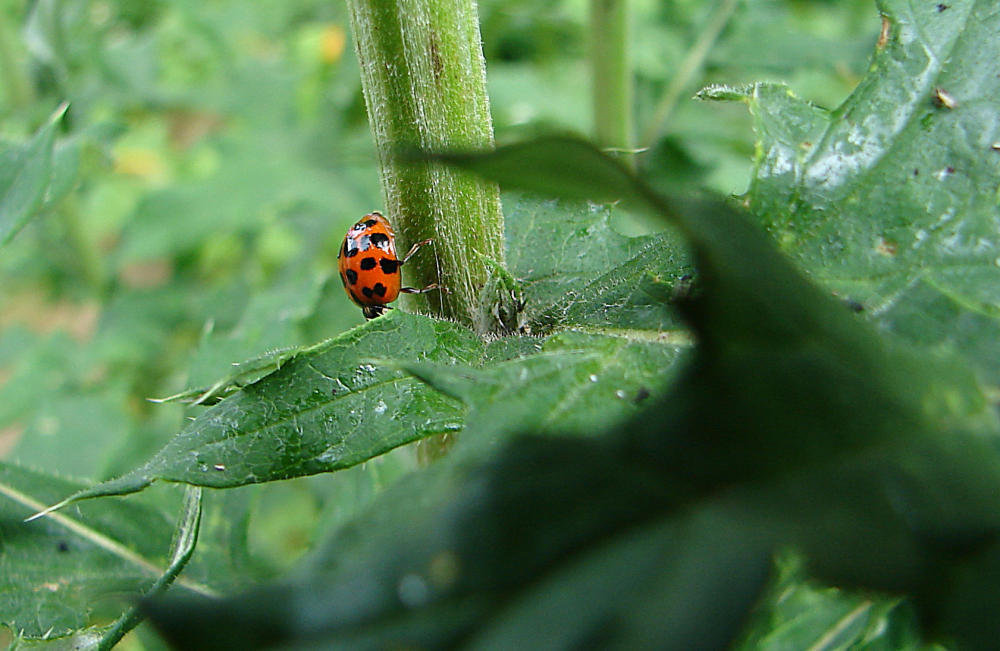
<box><xmin>337</xmin><ymin>212</ymin><xmax>441</xmax><ymax>319</ymax></box>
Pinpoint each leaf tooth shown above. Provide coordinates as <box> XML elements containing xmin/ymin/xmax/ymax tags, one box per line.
<box><xmin>23</xmin><ymin>495</ymin><xmax>75</xmax><ymax>522</ymax></box>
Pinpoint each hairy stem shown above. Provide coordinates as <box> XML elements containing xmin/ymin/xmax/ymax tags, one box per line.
<box><xmin>347</xmin><ymin>0</ymin><xmax>505</xmax><ymax>332</ymax></box>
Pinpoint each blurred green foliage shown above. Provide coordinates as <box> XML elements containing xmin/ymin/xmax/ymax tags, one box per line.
<box><xmin>0</xmin><ymin>0</ymin><xmax>946</xmax><ymax>647</ymax></box>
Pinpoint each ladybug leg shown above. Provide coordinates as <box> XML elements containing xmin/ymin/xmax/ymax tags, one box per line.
<box><xmin>398</xmin><ymin>240</ymin><xmax>446</xmax><ymax>296</ymax></box>
<box><xmin>400</xmin><ymin>283</ymin><xmax>446</xmax><ymax>295</ymax></box>
<box><xmin>399</xmin><ymin>239</ymin><xmax>433</xmax><ymax>265</ymax></box>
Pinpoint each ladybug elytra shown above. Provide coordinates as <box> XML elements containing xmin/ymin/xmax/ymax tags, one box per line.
<box><xmin>337</xmin><ymin>212</ymin><xmax>441</xmax><ymax>319</ymax></box>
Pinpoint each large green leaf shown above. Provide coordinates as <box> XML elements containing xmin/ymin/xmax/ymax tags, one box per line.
<box><xmin>144</xmin><ymin>139</ymin><xmax>1000</xmax><ymax>649</ymax></box>
<box><xmin>0</xmin><ymin>105</ymin><xmax>66</xmax><ymax>248</ymax></box>
<box><xmin>30</xmin><ymin>311</ymin><xmax>479</xmax><ymax>515</ymax></box>
<box><xmin>701</xmin><ymin>0</ymin><xmax>1000</xmax><ymax>383</ymax></box>
<box><xmin>0</xmin><ymin>462</ymin><xmax>213</xmax><ymax>640</ymax></box>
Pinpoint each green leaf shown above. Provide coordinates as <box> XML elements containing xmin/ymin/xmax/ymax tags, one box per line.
<box><xmin>142</xmin><ymin>133</ymin><xmax>1000</xmax><ymax>648</ymax></box>
<box><xmin>33</xmin><ymin>312</ymin><xmax>481</xmax><ymax>513</ymax></box>
<box><xmin>704</xmin><ymin>0</ymin><xmax>1000</xmax><ymax>383</ymax></box>
<box><xmin>0</xmin><ymin>104</ymin><xmax>66</xmax><ymax>248</ymax></box>
<box><xmin>155</xmin><ymin>346</ymin><xmax>301</xmax><ymax>407</ymax></box>
<box><xmin>505</xmin><ymin>198</ymin><xmax>692</xmax><ymax>332</ymax></box>
<box><xmin>0</xmin><ymin>461</ymin><xmax>214</xmax><ymax>640</ymax></box>
<box><xmin>400</xmin><ymin>330</ymin><xmax>687</xmax><ymax>447</ymax></box>
<box><xmin>738</xmin><ymin>555</ymin><xmax>923</xmax><ymax>651</ymax></box>
<box><xmin>419</xmin><ymin>136</ymin><xmax>655</xmax><ymax>212</ymax></box>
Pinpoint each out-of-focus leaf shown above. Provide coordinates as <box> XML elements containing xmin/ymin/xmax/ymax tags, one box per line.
<box><xmin>173</xmin><ymin>266</ymin><xmax>331</xmax><ymax>405</ymax></box>
<box><xmin>33</xmin><ymin>312</ymin><xmax>480</xmax><ymax>513</ymax></box>
<box><xmin>114</xmin><ymin>135</ymin><xmax>368</xmax><ymax>265</ymax></box>
<box><xmin>0</xmin><ymin>461</ymin><xmax>214</xmax><ymax>640</ymax></box>
<box><xmin>702</xmin><ymin>0</ymin><xmax>1000</xmax><ymax>383</ymax></box>
<box><xmin>0</xmin><ymin>328</ymin><xmax>136</xmax><ymax>483</ymax></box>
<box><xmin>11</xmin><ymin>392</ymin><xmax>131</xmax><ymax>480</ymax></box>
<box><xmin>0</xmin><ymin>105</ymin><xmax>66</xmax><ymax>248</ymax></box>
<box><xmin>505</xmin><ymin>198</ymin><xmax>691</xmax><ymax>332</ymax></box>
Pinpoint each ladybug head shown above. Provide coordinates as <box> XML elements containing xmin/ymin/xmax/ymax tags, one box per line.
<box><xmin>351</xmin><ymin>211</ymin><xmax>392</xmax><ymax>235</ymax></box>
<box><xmin>362</xmin><ymin>304</ymin><xmax>390</xmax><ymax>319</ymax></box>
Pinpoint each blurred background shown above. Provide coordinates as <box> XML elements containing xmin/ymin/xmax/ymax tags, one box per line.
<box><xmin>0</xmin><ymin>0</ymin><xmax>878</xmax><ymax>608</ymax></box>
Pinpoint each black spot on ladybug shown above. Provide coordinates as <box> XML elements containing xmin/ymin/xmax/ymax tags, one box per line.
<box><xmin>345</xmin><ymin>269</ymin><xmax>358</xmax><ymax>285</ymax></box>
<box><xmin>58</xmin><ymin>541</ymin><xmax>69</xmax><ymax>553</ymax></box>
<box><xmin>380</xmin><ymin>258</ymin><xmax>399</xmax><ymax>274</ymax></box>
<box><xmin>359</xmin><ymin>257</ymin><xmax>377</xmax><ymax>270</ymax></box>
<box><xmin>364</xmin><ymin>219</ymin><xmax>378</xmax><ymax>227</ymax></box>
<box><xmin>370</xmin><ymin>232</ymin><xmax>390</xmax><ymax>250</ymax></box>
<box><xmin>345</xmin><ymin>239</ymin><xmax>360</xmax><ymax>257</ymax></box>
<box><xmin>373</xmin><ymin>283</ymin><xmax>387</xmax><ymax>297</ymax></box>
<box><xmin>361</xmin><ymin>286</ymin><xmax>375</xmax><ymax>298</ymax></box>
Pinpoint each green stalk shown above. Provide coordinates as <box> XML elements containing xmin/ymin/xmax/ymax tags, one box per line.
<box><xmin>346</xmin><ymin>0</ymin><xmax>505</xmax><ymax>333</ymax></box>
<box><xmin>590</xmin><ymin>0</ymin><xmax>632</xmax><ymax>157</ymax></box>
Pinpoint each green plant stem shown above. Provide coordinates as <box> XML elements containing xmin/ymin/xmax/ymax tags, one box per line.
<box><xmin>590</xmin><ymin>0</ymin><xmax>633</xmax><ymax>158</ymax></box>
<box><xmin>99</xmin><ymin>487</ymin><xmax>203</xmax><ymax>651</ymax></box>
<box><xmin>346</xmin><ymin>0</ymin><xmax>505</xmax><ymax>332</ymax></box>
<box><xmin>640</xmin><ymin>0</ymin><xmax>738</xmax><ymax>149</ymax></box>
